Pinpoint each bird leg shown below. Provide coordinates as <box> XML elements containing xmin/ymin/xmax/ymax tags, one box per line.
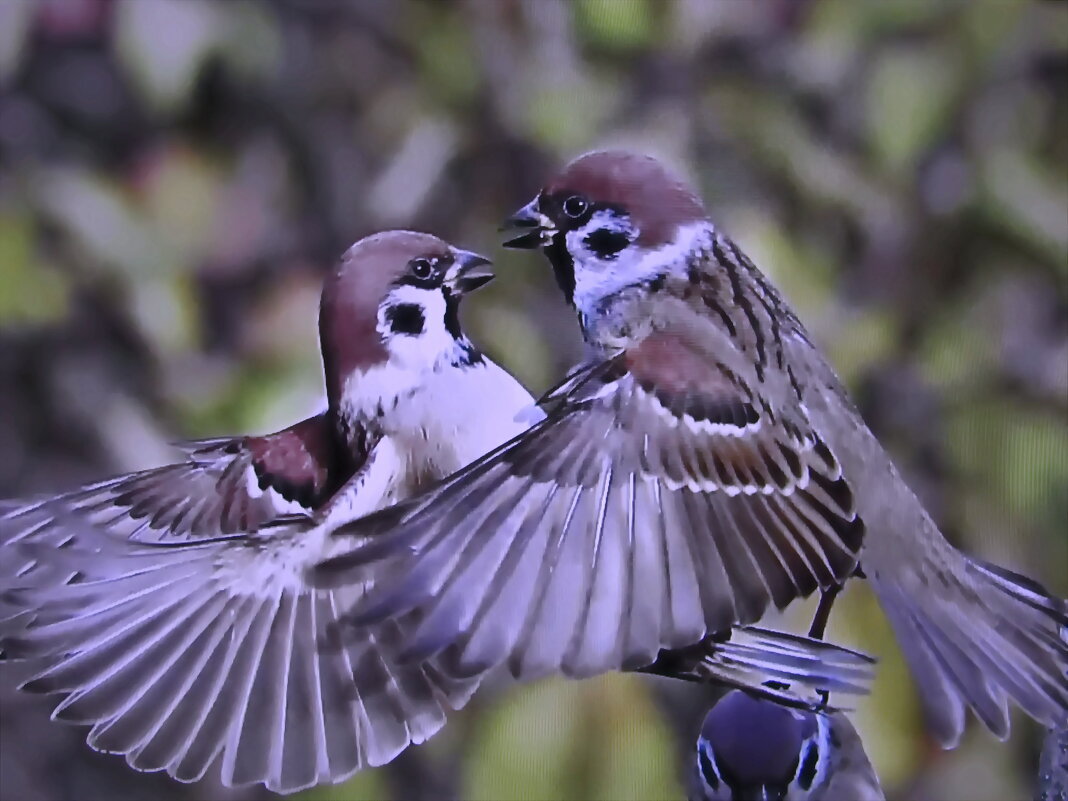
<box><xmin>806</xmin><ymin>581</ymin><xmax>848</xmax><ymax>710</ymax></box>
<box><xmin>808</xmin><ymin>583</ymin><xmax>843</xmax><ymax>641</ymax></box>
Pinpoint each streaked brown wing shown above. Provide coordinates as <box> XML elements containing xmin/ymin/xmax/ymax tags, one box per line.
<box><xmin>315</xmin><ymin>332</ymin><xmax>865</xmax><ymax>681</ymax></box>
<box><xmin>0</xmin><ymin>413</ymin><xmax>355</xmax><ymax>581</ymax></box>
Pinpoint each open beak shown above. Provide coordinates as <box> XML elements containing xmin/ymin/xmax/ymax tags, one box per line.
<box><xmin>445</xmin><ymin>250</ymin><xmax>495</xmax><ymax>295</ymax></box>
<box><xmin>501</xmin><ymin>197</ymin><xmax>555</xmax><ymax>249</ymax></box>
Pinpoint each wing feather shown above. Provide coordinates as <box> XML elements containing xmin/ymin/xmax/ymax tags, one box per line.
<box><xmin>513</xmin><ymin>483</ymin><xmax>600</xmax><ymax>678</ymax></box>
<box><xmin>565</xmin><ymin>468</ymin><xmax>628</xmax><ymax>676</ymax></box>
<box><xmin>2</xmin><ymin>516</ymin><xmax>479</xmax><ymax>792</ymax></box>
<box><xmin>0</xmin><ymin>414</ymin><xmax>353</xmax><ymax>589</ymax></box>
<box><xmin>97</xmin><ymin>598</ymin><xmax>241</xmax><ymax>764</ymax></box>
<box><xmin>319</xmin><ymin>353</ymin><xmax>862</xmax><ymax>685</ymax></box>
<box><xmin>506</xmin><ymin>485</ymin><xmax>585</xmax><ymax>677</ymax></box>
<box><xmin>455</xmin><ymin>485</ymin><xmax>559</xmax><ymax>672</ymax></box>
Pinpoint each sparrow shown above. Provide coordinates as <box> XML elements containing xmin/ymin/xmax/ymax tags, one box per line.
<box><xmin>1</xmin><ymin>228</ymin><xmax>880</xmax><ymax>797</ymax></box>
<box><xmin>0</xmin><ymin>230</ymin><xmax>539</xmax><ymax>793</ymax></box>
<box><xmin>313</xmin><ymin>151</ymin><xmax>1068</xmax><ymax>748</ymax></box>
<box><xmin>689</xmin><ymin>690</ymin><xmax>884</xmax><ymax>801</ymax></box>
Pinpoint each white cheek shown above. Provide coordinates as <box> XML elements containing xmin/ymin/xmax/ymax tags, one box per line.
<box><xmin>335</xmin><ymin>285</ymin><xmax>455</xmax><ymax>425</ymax></box>
<box><xmin>570</xmin><ymin>219</ymin><xmax>714</xmax><ymax>318</ymax></box>
<box><xmin>567</xmin><ymin>211</ymin><xmax>639</xmax><ymax>312</ymax></box>
<box><xmin>565</xmin><ymin>210</ymin><xmax>636</xmax><ymax>269</ymax></box>
<box><xmin>376</xmin><ymin>285</ymin><xmax>454</xmax><ymax>370</ymax></box>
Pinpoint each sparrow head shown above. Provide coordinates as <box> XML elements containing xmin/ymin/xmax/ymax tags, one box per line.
<box><xmin>693</xmin><ymin>691</ymin><xmax>829</xmax><ymax>801</ymax></box>
<box><xmin>320</xmin><ymin>230</ymin><xmax>494</xmax><ymax>414</ymax></box>
<box><xmin>502</xmin><ymin>150</ymin><xmax>709</xmax><ymax>313</ymax></box>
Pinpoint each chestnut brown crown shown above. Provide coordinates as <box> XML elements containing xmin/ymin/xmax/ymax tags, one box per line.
<box><xmin>543</xmin><ymin>150</ymin><xmax>707</xmax><ymax>247</ymax></box>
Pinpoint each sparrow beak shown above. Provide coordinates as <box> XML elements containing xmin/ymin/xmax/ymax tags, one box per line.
<box><xmin>445</xmin><ymin>249</ymin><xmax>495</xmax><ymax>295</ymax></box>
<box><xmin>501</xmin><ymin>197</ymin><xmax>554</xmax><ymax>249</ymax></box>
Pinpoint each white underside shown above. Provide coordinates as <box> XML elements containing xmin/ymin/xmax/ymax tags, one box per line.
<box><xmin>218</xmin><ymin>354</ymin><xmax>538</xmax><ymax>597</ymax></box>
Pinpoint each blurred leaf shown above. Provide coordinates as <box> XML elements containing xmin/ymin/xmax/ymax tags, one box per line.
<box><xmin>961</xmin><ymin>0</ymin><xmax>1027</xmax><ymax>56</ymax></box>
<box><xmin>34</xmin><ymin>166</ymin><xmax>177</xmax><ymax>278</ymax></box>
<box><xmin>853</xmin><ymin>0</ymin><xmax>956</xmax><ymax>34</ymax></box>
<box><xmin>979</xmin><ymin>149</ymin><xmax>1068</xmax><ymax>268</ymax></box>
<box><xmin>945</xmin><ymin>398</ymin><xmax>1068</xmax><ymax>531</ymax></box>
<box><xmin>1000</xmin><ymin>409</ymin><xmax>1068</xmax><ymax>522</ymax></box>
<box><xmin>524</xmin><ymin>77</ymin><xmax>616</xmax><ymax>153</ymax></box>
<box><xmin>294</xmin><ymin>769</ymin><xmax>387</xmax><ymax>801</ymax></box>
<box><xmin>116</xmin><ymin>0</ymin><xmax>224</xmax><ymax>112</ymax></box>
<box><xmin>466</xmin><ymin>676</ymin><xmax>679</xmax><ymax>801</ymax></box>
<box><xmin>0</xmin><ymin>212</ymin><xmax>70</xmax><ymax>327</ymax></box>
<box><xmin>721</xmin><ymin>89</ymin><xmax>903</xmax><ymax>232</ymax></box>
<box><xmin>828</xmin><ymin>308</ymin><xmax>898</xmax><ymax>385</ymax></box>
<box><xmin>917</xmin><ymin>727</ymin><xmax>1030</xmax><ymax>801</ymax></box>
<box><xmin>587</xmin><ymin>676</ymin><xmax>681</xmax><ymax>801</ymax></box>
<box><xmin>411</xmin><ymin>5</ymin><xmax>480</xmax><ymax>106</ymax></box>
<box><xmin>368</xmin><ymin>118</ymin><xmax>460</xmax><ymax>225</ymax></box>
<box><xmin>793</xmin><ymin>0</ymin><xmax>863</xmax><ymax>92</ymax></box>
<box><xmin>466</xmin><ymin>681</ymin><xmax>583</xmax><ymax>801</ymax></box>
<box><xmin>867</xmin><ymin>45</ymin><xmax>960</xmax><ymax>174</ymax></box>
<box><xmin>470</xmin><ymin>301</ymin><xmax>556</xmax><ymax>394</ymax></box>
<box><xmin>944</xmin><ymin>397</ymin><xmax>1068</xmax><ymax>551</ymax></box>
<box><xmin>220</xmin><ymin>1</ymin><xmax>282</xmax><ymax>81</ymax></box>
<box><xmin>175</xmin><ymin>361</ymin><xmax>276</xmax><ymax>436</ymax></box>
<box><xmin>919</xmin><ymin>301</ymin><xmax>998</xmax><ymax>390</ymax></box>
<box><xmin>128</xmin><ymin>273</ymin><xmax>199</xmax><ymax>354</ymax></box>
<box><xmin>139</xmin><ymin>143</ymin><xmax>224</xmax><ymax>263</ymax></box>
<box><xmin>30</xmin><ymin>163</ymin><xmax>203</xmax><ymax>353</ymax></box>
<box><xmin>0</xmin><ymin>0</ymin><xmax>32</xmax><ymax>85</ymax></box>
<box><xmin>576</xmin><ymin>0</ymin><xmax>656</xmax><ymax>51</ymax></box>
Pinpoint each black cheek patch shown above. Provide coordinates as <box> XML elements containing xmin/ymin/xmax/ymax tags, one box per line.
<box><xmin>583</xmin><ymin>227</ymin><xmax>631</xmax><ymax>260</ymax></box>
<box><xmin>385</xmin><ymin>303</ymin><xmax>425</xmax><ymax>336</ymax></box>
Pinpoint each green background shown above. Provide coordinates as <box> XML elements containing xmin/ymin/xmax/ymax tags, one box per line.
<box><xmin>0</xmin><ymin>1</ymin><xmax>1064</xmax><ymax>800</ymax></box>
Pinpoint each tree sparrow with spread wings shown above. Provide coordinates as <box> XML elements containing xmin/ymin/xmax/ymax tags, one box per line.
<box><xmin>316</xmin><ymin>151</ymin><xmax>1067</xmax><ymax>748</ymax></box>
<box><xmin>0</xmin><ymin>230</ymin><xmax>536</xmax><ymax>793</ymax></box>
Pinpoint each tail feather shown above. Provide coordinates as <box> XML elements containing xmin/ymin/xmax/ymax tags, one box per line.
<box><xmin>871</xmin><ymin>554</ymin><xmax>1068</xmax><ymax>746</ymax></box>
<box><xmin>969</xmin><ymin>558</ymin><xmax>1068</xmax><ymax>627</ymax></box>
<box><xmin>876</xmin><ymin>589</ymin><xmax>966</xmax><ymax>744</ymax></box>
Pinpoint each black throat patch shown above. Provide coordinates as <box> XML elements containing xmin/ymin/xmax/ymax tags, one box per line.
<box><xmin>385</xmin><ymin>303</ymin><xmax>425</xmax><ymax>336</ymax></box>
<box><xmin>443</xmin><ymin>291</ymin><xmax>484</xmax><ymax>367</ymax></box>
<box><xmin>443</xmin><ymin>291</ymin><xmax>463</xmax><ymax>340</ymax></box>
<box><xmin>544</xmin><ymin>234</ymin><xmax>577</xmax><ymax>306</ymax></box>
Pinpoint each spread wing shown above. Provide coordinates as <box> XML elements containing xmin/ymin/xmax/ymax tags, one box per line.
<box><xmin>0</xmin><ymin>440</ymin><xmax>479</xmax><ymax>793</ymax></box>
<box><xmin>0</xmin><ymin>413</ymin><xmax>354</xmax><ymax>582</ymax></box>
<box><xmin>314</xmin><ymin>329</ymin><xmax>865</xmax><ymax>681</ymax></box>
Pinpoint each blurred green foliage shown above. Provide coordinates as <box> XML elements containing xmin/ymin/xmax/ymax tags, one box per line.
<box><xmin>0</xmin><ymin>1</ymin><xmax>1065</xmax><ymax>801</ymax></box>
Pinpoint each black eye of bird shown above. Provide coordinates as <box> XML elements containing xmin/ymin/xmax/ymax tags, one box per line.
<box><xmin>409</xmin><ymin>258</ymin><xmax>433</xmax><ymax>279</ymax></box>
<box><xmin>562</xmin><ymin>195</ymin><xmax>589</xmax><ymax>219</ymax></box>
